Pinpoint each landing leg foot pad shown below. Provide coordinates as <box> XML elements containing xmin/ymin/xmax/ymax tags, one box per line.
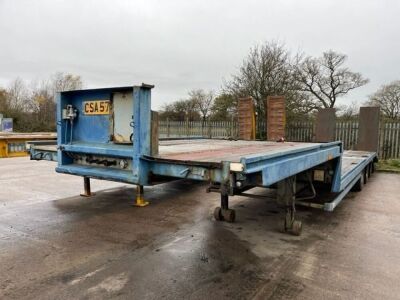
<box><xmin>214</xmin><ymin>207</ymin><xmax>223</xmax><ymax>221</ymax></box>
<box><xmin>133</xmin><ymin>185</ymin><xmax>149</xmax><ymax>207</ymax></box>
<box><xmin>213</xmin><ymin>207</ymin><xmax>235</xmax><ymax>222</ymax></box>
<box><xmin>133</xmin><ymin>197</ymin><xmax>149</xmax><ymax>207</ymax></box>
<box><xmin>291</xmin><ymin>220</ymin><xmax>302</xmax><ymax>236</ymax></box>
<box><xmin>283</xmin><ymin>219</ymin><xmax>302</xmax><ymax>236</ymax></box>
<box><xmin>80</xmin><ymin>192</ymin><xmax>95</xmax><ymax>197</ymax></box>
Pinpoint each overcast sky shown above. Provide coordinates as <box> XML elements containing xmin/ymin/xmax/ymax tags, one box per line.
<box><xmin>0</xmin><ymin>0</ymin><xmax>399</xmax><ymax>109</ymax></box>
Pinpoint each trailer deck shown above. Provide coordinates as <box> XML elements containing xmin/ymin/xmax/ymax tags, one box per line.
<box><xmin>157</xmin><ymin>139</ymin><xmax>324</xmax><ymax>163</ymax></box>
<box><xmin>33</xmin><ymin>139</ymin><xmax>331</xmax><ymax>163</ymax></box>
<box><xmin>28</xmin><ymin>85</ymin><xmax>378</xmax><ymax>235</ymax></box>
<box><xmin>30</xmin><ymin>138</ymin><xmax>376</xmax><ymax>209</ymax></box>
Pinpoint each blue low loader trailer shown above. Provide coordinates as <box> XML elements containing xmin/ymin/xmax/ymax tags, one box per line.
<box><xmin>29</xmin><ymin>84</ymin><xmax>377</xmax><ymax>235</ymax></box>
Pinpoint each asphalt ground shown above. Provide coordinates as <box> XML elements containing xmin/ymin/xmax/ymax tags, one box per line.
<box><xmin>0</xmin><ymin>157</ymin><xmax>399</xmax><ymax>299</ymax></box>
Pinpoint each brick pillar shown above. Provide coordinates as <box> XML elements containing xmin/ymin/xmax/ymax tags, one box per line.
<box><xmin>265</xmin><ymin>96</ymin><xmax>286</xmax><ymax>141</ymax></box>
<box><xmin>238</xmin><ymin>97</ymin><xmax>255</xmax><ymax>140</ymax></box>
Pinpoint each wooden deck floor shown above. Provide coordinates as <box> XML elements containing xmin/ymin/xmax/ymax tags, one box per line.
<box><xmin>157</xmin><ymin>139</ymin><xmax>323</xmax><ymax>163</ymax></box>
<box><xmin>341</xmin><ymin>150</ymin><xmax>375</xmax><ymax>177</ymax></box>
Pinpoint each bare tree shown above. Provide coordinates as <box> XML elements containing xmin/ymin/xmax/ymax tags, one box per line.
<box><xmin>337</xmin><ymin>100</ymin><xmax>359</xmax><ymax>120</ymax></box>
<box><xmin>295</xmin><ymin>50</ymin><xmax>368</xmax><ymax>108</ymax></box>
<box><xmin>51</xmin><ymin>72</ymin><xmax>83</xmax><ymax>94</ymax></box>
<box><xmin>7</xmin><ymin>78</ymin><xmax>30</xmax><ymax>111</ymax></box>
<box><xmin>210</xmin><ymin>93</ymin><xmax>237</xmax><ymax>121</ymax></box>
<box><xmin>285</xmin><ymin>92</ymin><xmax>317</xmax><ymax>121</ymax></box>
<box><xmin>0</xmin><ymin>89</ymin><xmax>8</xmax><ymax>112</ymax></box>
<box><xmin>29</xmin><ymin>82</ymin><xmax>57</xmax><ymax>129</ymax></box>
<box><xmin>159</xmin><ymin>98</ymin><xmax>200</xmax><ymax>121</ymax></box>
<box><xmin>188</xmin><ymin>89</ymin><xmax>214</xmax><ymax>123</ymax></box>
<box><xmin>1</xmin><ymin>72</ymin><xmax>84</xmax><ymax>131</ymax></box>
<box><xmin>367</xmin><ymin>80</ymin><xmax>400</xmax><ymax>120</ymax></box>
<box><xmin>225</xmin><ymin>42</ymin><xmax>294</xmax><ymax>112</ymax></box>
<box><xmin>224</xmin><ymin>41</ymin><xmax>315</xmax><ymax>122</ymax></box>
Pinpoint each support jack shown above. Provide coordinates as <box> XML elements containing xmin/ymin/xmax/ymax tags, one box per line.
<box><xmin>80</xmin><ymin>177</ymin><xmax>94</xmax><ymax>197</ymax></box>
<box><xmin>133</xmin><ymin>185</ymin><xmax>149</xmax><ymax>207</ymax></box>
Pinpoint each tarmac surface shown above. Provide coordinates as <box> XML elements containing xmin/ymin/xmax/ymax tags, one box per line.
<box><xmin>0</xmin><ymin>157</ymin><xmax>399</xmax><ymax>299</ymax></box>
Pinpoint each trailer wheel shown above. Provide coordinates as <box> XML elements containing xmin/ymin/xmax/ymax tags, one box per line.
<box><xmin>352</xmin><ymin>177</ymin><xmax>363</xmax><ymax>192</ymax></box>
<box><xmin>222</xmin><ymin>209</ymin><xmax>236</xmax><ymax>223</ymax></box>
<box><xmin>291</xmin><ymin>220</ymin><xmax>302</xmax><ymax>236</ymax></box>
<box><xmin>363</xmin><ymin>168</ymin><xmax>368</xmax><ymax>184</ymax></box>
<box><xmin>213</xmin><ymin>207</ymin><xmax>223</xmax><ymax>221</ymax></box>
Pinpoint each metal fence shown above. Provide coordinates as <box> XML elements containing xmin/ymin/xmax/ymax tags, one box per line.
<box><xmin>159</xmin><ymin>120</ymin><xmax>239</xmax><ymax>139</ymax></box>
<box><xmin>286</xmin><ymin>121</ymin><xmax>361</xmax><ymax>150</ymax></box>
<box><xmin>159</xmin><ymin>120</ymin><xmax>400</xmax><ymax>159</ymax></box>
<box><xmin>286</xmin><ymin>121</ymin><xmax>400</xmax><ymax>159</ymax></box>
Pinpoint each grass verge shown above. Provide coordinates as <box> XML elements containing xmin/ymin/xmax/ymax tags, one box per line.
<box><xmin>377</xmin><ymin>159</ymin><xmax>400</xmax><ymax>173</ymax></box>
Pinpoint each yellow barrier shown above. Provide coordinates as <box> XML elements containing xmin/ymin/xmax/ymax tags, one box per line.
<box><xmin>0</xmin><ymin>133</ymin><xmax>56</xmax><ymax>158</ymax></box>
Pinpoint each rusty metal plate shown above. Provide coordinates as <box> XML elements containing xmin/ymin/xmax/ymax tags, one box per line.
<box><xmin>356</xmin><ymin>107</ymin><xmax>380</xmax><ymax>152</ymax></box>
<box><xmin>238</xmin><ymin>97</ymin><xmax>255</xmax><ymax>140</ymax></box>
<box><xmin>314</xmin><ymin>108</ymin><xmax>336</xmax><ymax>142</ymax></box>
<box><xmin>266</xmin><ymin>96</ymin><xmax>285</xmax><ymax>141</ymax></box>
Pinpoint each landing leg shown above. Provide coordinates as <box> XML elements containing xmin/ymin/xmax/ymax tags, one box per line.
<box><xmin>133</xmin><ymin>185</ymin><xmax>149</xmax><ymax>207</ymax></box>
<box><xmin>277</xmin><ymin>176</ymin><xmax>302</xmax><ymax>236</ymax></box>
<box><xmin>214</xmin><ymin>194</ymin><xmax>235</xmax><ymax>222</ymax></box>
<box><xmin>283</xmin><ymin>203</ymin><xmax>302</xmax><ymax>236</ymax></box>
<box><xmin>213</xmin><ymin>161</ymin><xmax>235</xmax><ymax>222</ymax></box>
<box><xmin>80</xmin><ymin>176</ymin><xmax>93</xmax><ymax>197</ymax></box>
<box><xmin>367</xmin><ymin>163</ymin><xmax>372</xmax><ymax>178</ymax></box>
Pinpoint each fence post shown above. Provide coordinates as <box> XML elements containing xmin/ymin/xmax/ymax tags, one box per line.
<box><xmin>185</xmin><ymin>118</ymin><xmax>189</xmax><ymax>137</ymax></box>
<box><xmin>166</xmin><ymin>118</ymin><xmax>170</xmax><ymax>138</ymax></box>
<box><xmin>231</xmin><ymin>121</ymin><xmax>234</xmax><ymax>139</ymax></box>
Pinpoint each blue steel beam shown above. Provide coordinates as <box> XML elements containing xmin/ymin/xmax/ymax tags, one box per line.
<box><xmin>241</xmin><ymin>141</ymin><xmax>341</xmax><ymax>167</ymax></box>
<box><xmin>30</xmin><ymin>148</ymin><xmax>57</xmax><ymax>162</ymax></box>
<box><xmin>339</xmin><ymin>153</ymin><xmax>376</xmax><ymax>191</ymax></box>
<box><xmin>241</xmin><ymin>143</ymin><xmax>342</xmax><ymax>187</ymax></box>
<box><xmin>324</xmin><ymin>174</ymin><xmax>362</xmax><ymax>211</ymax></box>
<box><xmin>148</xmin><ymin>160</ymin><xmax>223</xmax><ymax>182</ymax></box>
<box><xmin>60</xmin><ymin>143</ymin><xmax>133</xmax><ymax>158</ymax></box>
<box><xmin>132</xmin><ymin>86</ymin><xmax>152</xmax><ymax>185</ymax></box>
<box><xmin>330</xmin><ymin>156</ymin><xmax>342</xmax><ymax>193</ymax></box>
<box><xmin>56</xmin><ymin>164</ymin><xmax>136</xmax><ymax>183</ymax></box>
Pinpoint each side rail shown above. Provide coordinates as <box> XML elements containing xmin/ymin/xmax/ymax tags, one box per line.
<box><xmin>28</xmin><ymin>141</ymin><xmax>58</xmax><ymax>162</ymax></box>
<box><xmin>241</xmin><ymin>142</ymin><xmax>343</xmax><ymax>187</ymax></box>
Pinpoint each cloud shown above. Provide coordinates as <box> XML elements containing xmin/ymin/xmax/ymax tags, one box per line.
<box><xmin>0</xmin><ymin>0</ymin><xmax>399</xmax><ymax>108</ymax></box>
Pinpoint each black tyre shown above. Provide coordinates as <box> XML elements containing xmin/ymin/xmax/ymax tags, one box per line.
<box><xmin>363</xmin><ymin>168</ymin><xmax>368</xmax><ymax>184</ymax></box>
<box><xmin>222</xmin><ymin>209</ymin><xmax>236</xmax><ymax>223</ymax></box>
<box><xmin>213</xmin><ymin>207</ymin><xmax>223</xmax><ymax>221</ymax></box>
<box><xmin>291</xmin><ymin>220</ymin><xmax>302</xmax><ymax>236</ymax></box>
<box><xmin>352</xmin><ymin>177</ymin><xmax>363</xmax><ymax>192</ymax></box>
